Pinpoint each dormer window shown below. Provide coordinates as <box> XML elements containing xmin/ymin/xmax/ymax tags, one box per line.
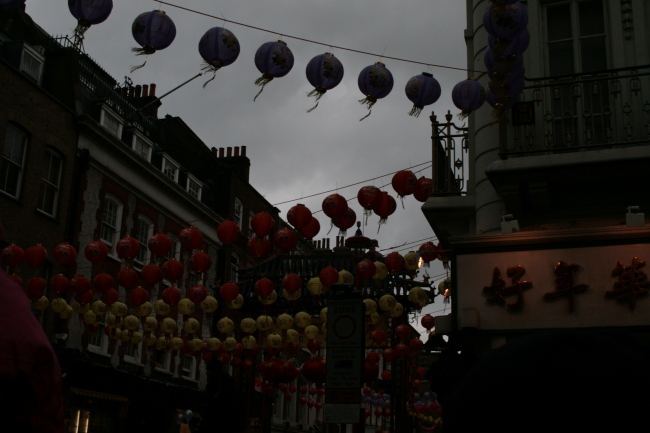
<box><xmin>187</xmin><ymin>174</ymin><xmax>202</xmax><ymax>200</ymax></box>
<box><xmin>162</xmin><ymin>155</ymin><xmax>179</xmax><ymax>182</ymax></box>
<box><xmin>132</xmin><ymin>133</ymin><xmax>152</xmax><ymax>162</ymax></box>
<box><xmin>20</xmin><ymin>43</ymin><xmax>44</xmax><ymax>85</ymax></box>
<box><xmin>100</xmin><ymin>107</ymin><xmax>123</xmax><ymax>138</ymax></box>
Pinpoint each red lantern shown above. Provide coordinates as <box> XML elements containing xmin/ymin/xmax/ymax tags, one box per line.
<box><xmin>413</xmin><ymin>379</ymin><xmax>422</xmax><ymax>389</ymax></box>
<box><xmin>162</xmin><ymin>286</ymin><xmax>182</xmax><ymax>305</ymax></box>
<box><xmin>363</xmin><ymin>386</ymin><xmax>372</xmax><ymax>396</ymax></box>
<box><xmin>282</xmin><ymin>273</ymin><xmax>302</xmax><ymax>293</ymax></box>
<box><xmin>179</xmin><ymin>227</ymin><xmax>204</xmax><ymax>250</ymax></box>
<box><xmin>317</xmin><ymin>388</ymin><xmax>325</xmax><ymax>396</ymax></box>
<box><xmin>251</xmin><ymin>212</ymin><xmax>275</xmax><ymax>237</ymax></box>
<box><xmin>298</xmin><ymin>217</ymin><xmax>320</xmax><ymax>240</ymax></box>
<box><xmin>299</xmin><ymin>397</ymin><xmax>307</xmax><ymax>405</ymax></box>
<box><xmin>382</xmin><ymin>348</ymin><xmax>396</xmax><ymax>362</ymax></box>
<box><xmin>322</xmin><ymin>193</ymin><xmax>348</xmax><ymax>218</ymax></box>
<box><xmin>381</xmin><ymin>370</ymin><xmax>392</xmax><ymax>380</ymax></box>
<box><xmin>189</xmin><ymin>251</ymin><xmax>212</xmax><ymax>273</ymax></box>
<box><xmin>309</xmin><ymin>386</ymin><xmax>317</xmax><ymax>396</ymax></box>
<box><xmin>231</xmin><ymin>357</ymin><xmax>242</xmax><ymax>368</ymax></box>
<box><xmin>287</xmin><ymin>204</ymin><xmax>312</xmax><ymax>230</ymax></box>
<box><xmin>366</xmin><ymin>351</ymin><xmax>380</xmax><ymax>365</ymax></box>
<box><xmin>418</xmin><ymin>242</ymin><xmax>438</xmax><ymax>264</ymax></box>
<box><xmin>332</xmin><ymin>207</ymin><xmax>356</xmax><ymax>235</ymax></box>
<box><xmin>315</xmin><ymin>402</ymin><xmax>323</xmax><ymax>410</ymax></box>
<box><xmin>307</xmin><ymin>399</ymin><xmax>316</xmax><ymax>408</ymax></box>
<box><xmin>395</xmin><ymin>343</ymin><xmax>409</xmax><ymax>357</ymax></box>
<box><xmin>283</xmin><ymin>391</ymin><xmax>292</xmax><ymax>401</ymax></box>
<box><xmin>391</xmin><ymin>170</ymin><xmax>417</xmax><ymax>198</ymax></box>
<box><xmin>363</xmin><ymin>361</ymin><xmax>379</xmax><ymax>383</ymax></box>
<box><xmin>71</xmin><ymin>275</ymin><xmax>91</xmax><ymax>295</ymax></box>
<box><xmin>50</xmin><ymin>274</ymin><xmax>70</xmax><ymax>294</ymax></box>
<box><xmin>26</xmin><ymin>277</ymin><xmax>46</xmax><ymax>300</ymax></box>
<box><xmin>409</xmin><ymin>337</ymin><xmax>424</xmax><ymax>353</ymax></box>
<box><xmin>147</xmin><ymin>233</ymin><xmax>172</xmax><ymax>257</ymax></box>
<box><xmin>357</xmin><ymin>186</ymin><xmax>382</xmax><ymax>213</ymax></box>
<box><xmin>301</xmin><ymin>356</ymin><xmax>326</xmax><ymax>383</ymax></box>
<box><xmin>52</xmin><ymin>242</ymin><xmax>77</xmax><ymax>265</ymax></box>
<box><xmin>162</xmin><ymin>259</ymin><xmax>184</xmax><ymax>281</ymax></box>
<box><xmin>284</xmin><ymin>342</ymin><xmax>299</xmax><ymax>355</ymax></box>
<box><xmin>319</xmin><ymin>267</ymin><xmax>338</xmax><ymax>286</ymax></box>
<box><xmin>140</xmin><ymin>263</ymin><xmax>163</xmax><ymax>285</ymax></box>
<box><xmin>116</xmin><ymin>236</ymin><xmax>140</xmax><ymax>259</ymax></box>
<box><xmin>416</xmin><ymin>367</ymin><xmax>427</xmax><ymax>377</ymax></box>
<box><xmin>10</xmin><ymin>274</ymin><xmax>23</xmax><ymax>288</ymax></box>
<box><xmin>216</xmin><ymin>220</ymin><xmax>240</xmax><ymax>244</ymax></box>
<box><xmin>248</xmin><ymin>236</ymin><xmax>271</xmax><ymax>258</ymax></box>
<box><xmin>255</xmin><ymin>278</ymin><xmax>275</xmax><ymax>297</ymax></box>
<box><xmin>372</xmin><ymin>192</ymin><xmax>397</xmax><ymax>227</ymax></box>
<box><xmin>220</xmin><ymin>282</ymin><xmax>239</xmax><ymax>301</ymax></box>
<box><xmin>279</xmin><ymin>383</ymin><xmax>287</xmax><ymax>392</ymax></box>
<box><xmin>1</xmin><ymin>244</ymin><xmax>24</xmax><ymax>266</ymax></box>
<box><xmin>307</xmin><ymin>339</ymin><xmax>321</xmax><ymax>353</ymax></box>
<box><xmin>274</xmin><ymin>228</ymin><xmax>298</xmax><ymax>253</ymax></box>
<box><xmin>384</xmin><ymin>408</ymin><xmax>391</xmax><ymax>417</ymax></box>
<box><xmin>413</xmin><ymin>177</ymin><xmax>433</xmax><ymax>202</ymax></box>
<box><xmin>84</xmin><ymin>240</ymin><xmax>108</xmax><ymax>263</ymax></box>
<box><xmin>371</xmin><ymin>330</ymin><xmax>386</xmax><ymax>345</ymax></box>
<box><xmin>374</xmin><ymin>409</ymin><xmax>382</xmax><ymax>418</ymax></box>
<box><xmin>130</xmin><ymin>286</ymin><xmax>149</xmax><ymax>306</ymax></box>
<box><xmin>93</xmin><ymin>273</ymin><xmax>114</xmax><ymax>293</ymax></box>
<box><xmin>300</xmin><ymin>386</ymin><xmax>308</xmax><ymax>395</ymax></box>
<box><xmin>117</xmin><ymin>267</ymin><xmax>138</xmax><ymax>288</ymax></box>
<box><xmin>76</xmin><ymin>289</ymin><xmax>94</xmax><ymax>305</ymax></box>
<box><xmin>364</xmin><ymin>408</ymin><xmax>371</xmax><ymax>418</ymax></box>
<box><xmin>25</xmin><ymin>245</ymin><xmax>47</xmax><ymax>267</ymax></box>
<box><xmin>187</xmin><ymin>285</ymin><xmax>208</xmax><ymax>303</ymax></box>
<box><xmin>102</xmin><ymin>288</ymin><xmax>118</xmax><ymax>305</ymax></box>
<box><xmin>356</xmin><ymin>259</ymin><xmax>377</xmax><ymax>279</ymax></box>
<box><xmin>395</xmin><ymin>324</ymin><xmax>410</xmax><ymax>340</ymax></box>
<box><xmin>289</xmin><ymin>385</ymin><xmax>297</xmax><ymax>393</ymax></box>
<box><xmin>384</xmin><ymin>252</ymin><xmax>405</xmax><ymax>273</ymax></box>
<box><xmin>421</xmin><ymin>314</ymin><xmax>435</xmax><ymax>330</ymax></box>
<box><xmin>242</xmin><ymin>359</ymin><xmax>254</xmax><ymax>371</ymax></box>
<box><xmin>219</xmin><ymin>353</ymin><xmax>230</xmax><ymax>365</ymax></box>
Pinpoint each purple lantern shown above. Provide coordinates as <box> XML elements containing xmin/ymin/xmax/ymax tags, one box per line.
<box><xmin>452</xmin><ymin>79</ymin><xmax>486</xmax><ymax>118</ymax></box>
<box><xmin>131</xmin><ymin>10</ymin><xmax>177</xmax><ymax>71</ymax></box>
<box><xmin>253</xmin><ymin>40</ymin><xmax>294</xmax><ymax>101</ymax></box>
<box><xmin>0</xmin><ymin>0</ymin><xmax>25</xmax><ymax>10</ymax></box>
<box><xmin>199</xmin><ymin>27</ymin><xmax>240</xmax><ymax>87</ymax></box>
<box><xmin>483</xmin><ymin>1</ymin><xmax>528</xmax><ymax>40</ymax></box>
<box><xmin>357</xmin><ymin>62</ymin><xmax>394</xmax><ymax>121</ymax></box>
<box><xmin>305</xmin><ymin>52</ymin><xmax>344</xmax><ymax>112</ymax></box>
<box><xmin>488</xmin><ymin>28</ymin><xmax>530</xmax><ymax>56</ymax></box>
<box><xmin>68</xmin><ymin>0</ymin><xmax>113</xmax><ymax>33</ymax></box>
<box><xmin>487</xmin><ymin>79</ymin><xmax>525</xmax><ymax>111</ymax></box>
<box><xmin>484</xmin><ymin>49</ymin><xmax>524</xmax><ymax>77</ymax></box>
<box><xmin>405</xmin><ymin>72</ymin><xmax>441</xmax><ymax>117</ymax></box>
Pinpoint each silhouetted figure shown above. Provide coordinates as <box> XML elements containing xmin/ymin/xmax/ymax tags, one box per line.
<box><xmin>194</xmin><ymin>359</ymin><xmax>244</xmax><ymax>433</ymax></box>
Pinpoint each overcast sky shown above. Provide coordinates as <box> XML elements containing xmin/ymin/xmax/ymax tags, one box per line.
<box><xmin>28</xmin><ymin>0</ymin><xmax>466</xmax><ymax>330</ymax></box>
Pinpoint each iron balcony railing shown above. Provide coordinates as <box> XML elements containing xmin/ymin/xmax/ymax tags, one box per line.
<box><xmin>500</xmin><ymin>65</ymin><xmax>650</xmax><ymax>156</ymax></box>
<box><xmin>430</xmin><ymin>111</ymin><xmax>468</xmax><ymax>196</ymax></box>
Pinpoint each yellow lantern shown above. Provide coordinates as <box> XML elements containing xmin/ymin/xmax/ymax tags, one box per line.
<box><xmin>404</xmin><ymin>251</ymin><xmax>419</xmax><ymax>271</ymax></box>
<box><xmin>258</xmin><ymin>290</ymin><xmax>277</xmax><ymax>305</ymax></box>
<box><xmin>156</xmin><ymin>336</ymin><xmax>169</xmax><ymax>349</ymax></box>
<box><xmin>119</xmin><ymin>329</ymin><xmax>131</xmax><ymax>342</ymax></box>
<box><xmin>304</xmin><ymin>325</ymin><xmax>319</xmax><ymax>339</ymax></box>
<box><xmin>224</xmin><ymin>337</ymin><xmax>237</xmax><ymax>352</ymax></box>
<box><xmin>144</xmin><ymin>316</ymin><xmax>158</xmax><ymax>332</ymax></box>
<box><xmin>286</xmin><ymin>329</ymin><xmax>299</xmax><ymax>343</ymax></box>
<box><xmin>146</xmin><ymin>334</ymin><xmax>157</xmax><ymax>347</ymax></box>
<box><xmin>242</xmin><ymin>335</ymin><xmax>256</xmax><ymax>349</ymax></box>
<box><xmin>390</xmin><ymin>302</ymin><xmax>404</xmax><ymax>318</ymax></box>
<box><xmin>372</xmin><ymin>262</ymin><xmax>388</xmax><ymax>280</ymax></box>
<box><xmin>50</xmin><ymin>298</ymin><xmax>68</xmax><ymax>314</ymax></box>
<box><xmin>378</xmin><ymin>294</ymin><xmax>396</xmax><ymax>312</ymax></box>
<box><xmin>217</xmin><ymin>317</ymin><xmax>235</xmax><ymax>334</ymax></box>
<box><xmin>338</xmin><ymin>269</ymin><xmax>354</xmax><ymax>284</ymax></box>
<box><xmin>154</xmin><ymin>299</ymin><xmax>170</xmax><ymax>316</ymax></box>
<box><xmin>409</xmin><ymin>287</ymin><xmax>429</xmax><ymax>307</ymax></box>
<box><xmin>294</xmin><ymin>311</ymin><xmax>312</xmax><ymax>328</ymax></box>
<box><xmin>189</xmin><ymin>338</ymin><xmax>204</xmax><ymax>352</ymax></box>
<box><xmin>184</xmin><ymin>318</ymin><xmax>200</xmax><ymax>334</ymax></box>
<box><xmin>91</xmin><ymin>300</ymin><xmax>107</xmax><ymax>315</ymax></box>
<box><xmin>256</xmin><ymin>315</ymin><xmax>273</xmax><ymax>331</ymax></box>
<box><xmin>171</xmin><ymin>337</ymin><xmax>184</xmax><ymax>350</ymax></box>
<box><xmin>130</xmin><ymin>332</ymin><xmax>143</xmax><ymax>345</ymax></box>
<box><xmin>276</xmin><ymin>313</ymin><xmax>294</xmax><ymax>330</ymax></box>
<box><xmin>200</xmin><ymin>296</ymin><xmax>218</xmax><ymax>314</ymax></box>
<box><xmin>319</xmin><ymin>307</ymin><xmax>328</xmax><ymax>323</ymax></box>
<box><xmin>228</xmin><ymin>294</ymin><xmax>244</xmax><ymax>310</ymax></box>
<box><xmin>438</xmin><ymin>277</ymin><xmax>451</xmax><ymax>296</ymax></box>
<box><xmin>32</xmin><ymin>296</ymin><xmax>49</xmax><ymax>311</ymax></box>
<box><xmin>110</xmin><ymin>328</ymin><xmax>122</xmax><ymax>341</ymax></box>
<box><xmin>240</xmin><ymin>317</ymin><xmax>258</xmax><ymax>334</ymax></box>
<box><xmin>207</xmin><ymin>337</ymin><xmax>221</xmax><ymax>351</ymax></box>
<box><xmin>136</xmin><ymin>301</ymin><xmax>153</xmax><ymax>317</ymax></box>
<box><xmin>321</xmin><ymin>322</ymin><xmax>327</xmax><ymax>337</ymax></box>
<box><xmin>178</xmin><ymin>298</ymin><xmax>195</xmax><ymax>315</ymax></box>
<box><xmin>282</xmin><ymin>289</ymin><xmax>301</xmax><ymax>301</ymax></box>
<box><xmin>370</xmin><ymin>312</ymin><xmax>380</xmax><ymax>325</ymax></box>
<box><xmin>106</xmin><ymin>313</ymin><xmax>117</xmax><ymax>327</ymax></box>
<box><xmin>307</xmin><ymin>278</ymin><xmax>323</xmax><ymax>296</ymax></box>
<box><xmin>363</xmin><ymin>299</ymin><xmax>377</xmax><ymax>315</ymax></box>
<box><xmin>266</xmin><ymin>332</ymin><xmax>282</xmax><ymax>348</ymax></box>
<box><xmin>110</xmin><ymin>302</ymin><xmax>127</xmax><ymax>317</ymax></box>
<box><xmin>60</xmin><ymin>304</ymin><xmax>73</xmax><ymax>319</ymax></box>
<box><xmin>83</xmin><ymin>310</ymin><xmax>97</xmax><ymax>325</ymax></box>
<box><xmin>160</xmin><ymin>317</ymin><xmax>177</xmax><ymax>334</ymax></box>
<box><xmin>123</xmin><ymin>315</ymin><xmax>140</xmax><ymax>331</ymax></box>
<box><xmin>73</xmin><ymin>302</ymin><xmax>90</xmax><ymax>315</ymax></box>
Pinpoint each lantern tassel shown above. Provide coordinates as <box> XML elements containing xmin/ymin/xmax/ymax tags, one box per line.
<box><xmin>377</xmin><ymin>217</ymin><xmax>388</xmax><ymax>234</ymax></box>
<box><xmin>254</xmin><ymin>74</ymin><xmax>275</xmax><ymax>102</ymax></box>
<box><xmin>457</xmin><ymin>109</ymin><xmax>472</xmax><ymax>120</ymax></box>
<box><xmin>358</xmin><ymin>96</ymin><xmax>377</xmax><ymax>121</ymax></box>
<box><xmin>400</xmin><ymin>195</ymin><xmax>406</xmax><ymax>209</ymax></box>
<box><xmin>364</xmin><ymin>209</ymin><xmax>372</xmax><ymax>226</ymax></box>
<box><xmin>72</xmin><ymin>21</ymin><xmax>90</xmax><ymax>47</ymax></box>
<box><xmin>408</xmin><ymin>105</ymin><xmax>423</xmax><ymax>117</ymax></box>
<box><xmin>306</xmin><ymin>87</ymin><xmax>327</xmax><ymax>113</ymax></box>
<box><xmin>326</xmin><ymin>220</ymin><xmax>334</xmax><ymax>235</ymax></box>
<box><xmin>201</xmin><ymin>62</ymin><xmax>221</xmax><ymax>88</ymax></box>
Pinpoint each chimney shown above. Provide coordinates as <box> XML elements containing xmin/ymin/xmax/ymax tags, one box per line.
<box><xmin>234</xmin><ymin>147</ymin><xmax>240</xmax><ymax>157</ymax></box>
<box><xmin>135</xmin><ymin>85</ymin><xmax>142</xmax><ymax>97</ymax></box>
<box><xmin>211</xmin><ymin>147</ymin><xmax>218</xmax><ymax>158</ymax></box>
<box><xmin>120</xmin><ymin>87</ymin><xmax>128</xmax><ymax>97</ymax></box>
<box><xmin>241</xmin><ymin>146</ymin><xmax>247</xmax><ymax>156</ymax></box>
<box><xmin>219</xmin><ymin>148</ymin><xmax>225</xmax><ymax>158</ymax></box>
<box><xmin>142</xmin><ymin>85</ymin><xmax>149</xmax><ymax>97</ymax></box>
<box><xmin>129</xmin><ymin>87</ymin><xmax>135</xmax><ymax>98</ymax></box>
<box><xmin>149</xmin><ymin>84</ymin><xmax>156</xmax><ymax>96</ymax></box>
<box><xmin>227</xmin><ymin>147</ymin><xmax>232</xmax><ymax>157</ymax></box>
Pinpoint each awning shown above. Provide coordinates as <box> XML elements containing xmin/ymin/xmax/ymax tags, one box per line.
<box><xmin>70</xmin><ymin>387</ymin><xmax>129</xmax><ymax>403</ymax></box>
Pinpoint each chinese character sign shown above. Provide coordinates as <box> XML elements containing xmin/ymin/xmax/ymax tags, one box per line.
<box><xmin>483</xmin><ymin>265</ymin><xmax>533</xmax><ymax>310</ymax></box>
<box><xmin>543</xmin><ymin>261</ymin><xmax>588</xmax><ymax>313</ymax></box>
<box><xmin>606</xmin><ymin>257</ymin><xmax>650</xmax><ymax>311</ymax></box>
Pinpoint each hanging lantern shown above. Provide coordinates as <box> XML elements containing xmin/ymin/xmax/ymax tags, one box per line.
<box><xmin>115</xmin><ymin>236</ymin><xmax>140</xmax><ymax>260</ymax></box>
<box><xmin>338</xmin><ymin>269</ymin><xmax>354</xmax><ymax>285</ymax></box>
<box><xmin>267</xmin><ymin>333</ymin><xmax>283</xmax><ymax>349</ymax></box>
<box><xmin>248</xmin><ymin>236</ymin><xmax>271</xmax><ymax>258</ymax></box>
<box><xmin>110</xmin><ymin>301</ymin><xmax>128</xmax><ymax>317</ymax></box>
<box><xmin>487</xmin><ymin>79</ymin><xmax>525</xmax><ymax>113</ymax></box>
<box><xmin>123</xmin><ymin>314</ymin><xmax>140</xmax><ymax>331</ymax></box>
<box><xmin>357</xmin><ymin>186</ymin><xmax>382</xmax><ymax>223</ymax></box>
<box><xmin>147</xmin><ymin>233</ymin><xmax>172</xmax><ymax>257</ymax></box>
<box><xmin>253</xmin><ymin>40</ymin><xmax>294</xmax><ymax>101</ymax></box>
<box><xmin>298</xmin><ymin>217</ymin><xmax>320</xmax><ymax>240</ymax></box>
<box><xmin>405</xmin><ymin>72</ymin><xmax>441</xmax><ymax>117</ymax></box>
<box><xmin>82</xmin><ymin>309</ymin><xmax>97</xmax><ymax>325</ymax></box>
<box><xmin>179</xmin><ymin>227</ymin><xmax>203</xmax><ymax>250</ymax></box>
<box><xmin>162</xmin><ymin>258</ymin><xmax>184</xmax><ymax>281</ymax></box>
<box><xmin>216</xmin><ymin>220</ymin><xmax>240</xmax><ymax>244</ymax></box>
<box><xmin>240</xmin><ymin>317</ymin><xmax>258</xmax><ymax>334</ymax></box>
<box><xmin>384</xmin><ymin>252</ymin><xmax>405</xmax><ymax>273</ymax></box>
<box><xmin>408</xmin><ymin>286</ymin><xmax>429</xmax><ymax>308</ymax></box>
<box><xmin>452</xmin><ymin>79</ymin><xmax>486</xmax><ymax>118</ymax></box>
<box><xmin>251</xmin><ymin>212</ymin><xmax>275</xmax><ymax>237</ymax></box>
<box><xmin>378</xmin><ymin>294</ymin><xmax>396</xmax><ymax>312</ymax></box>
<box><xmin>26</xmin><ymin>277</ymin><xmax>46</xmax><ymax>301</ymax></box>
<box><xmin>372</xmin><ymin>192</ymin><xmax>397</xmax><ymax>232</ymax></box>
<box><xmin>51</xmin><ymin>242</ymin><xmax>76</xmax><ymax>265</ymax></box>
<box><xmin>102</xmin><ymin>288</ymin><xmax>119</xmax><ymax>306</ymax></box>
<box><xmin>483</xmin><ymin>1</ymin><xmax>528</xmax><ymax>40</ymax></box>
<box><xmin>141</xmin><ymin>263</ymin><xmax>163</xmax><ymax>285</ymax></box>
<box><xmin>92</xmin><ymin>273</ymin><xmax>114</xmax><ymax>293</ymax></box>
<box><xmin>129</xmin><ymin>286</ymin><xmax>149</xmax><ymax>306</ymax></box>
<box><xmin>178</xmin><ymin>298</ymin><xmax>195</xmax><ymax>316</ymax></box>
<box><xmin>395</xmin><ymin>343</ymin><xmax>409</xmax><ymax>358</ymax></box>
<box><xmin>256</xmin><ymin>315</ymin><xmax>273</xmax><ymax>331</ymax></box>
<box><xmin>294</xmin><ymin>311</ymin><xmax>312</xmax><ymax>328</ymax></box>
<box><xmin>70</xmin><ymin>275</ymin><xmax>91</xmax><ymax>295</ymax></box>
<box><xmin>136</xmin><ymin>302</ymin><xmax>153</xmax><ymax>317</ymax></box>
<box><xmin>390</xmin><ymin>302</ymin><xmax>403</xmax><ymax>318</ymax></box>
<box><xmin>187</xmin><ymin>285</ymin><xmax>208</xmax><ymax>303</ymax></box>
<box><xmin>255</xmin><ymin>278</ymin><xmax>275</xmax><ymax>298</ymax></box>
<box><xmin>302</xmin><ymin>356</ymin><xmax>326</xmax><ymax>383</ymax></box>
<box><xmin>258</xmin><ymin>290</ymin><xmax>277</xmax><ymax>306</ymax></box>
<box><xmin>287</xmin><ymin>204</ymin><xmax>313</xmax><ymax>230</ymax></box>
<box><xmin>117</xmin><ymin>267</ymin><xmax>138</xmax><ymax>288</ymax></box>
<box><xmin>356</xmin><ymin>259</ymin><xmax>377</xmax><ymax>279</ymax></box>
<box><xmin>162</xmin><ymin>286</ymin><xmax>181</xmax><ymax>305</ymax></box>
<box><xmin>371</xmin><ymin>329</ymin><xmax>386</xmax><ymax>345</ymax></box>
<box><xmin>274</xmin><ymin>228</ymin><xmax>298</xmax><ymax>253</ymax></box>
<box><xmin>392</xmin><ymin>170</ymin><xmax>418</xmax><ymax>206</ymax></box>
<box><xmin>418</xmin><ymin>242</ymin><xmax>438</xmax><ymax>267</ymax></box>
<box><xmin>409</xmin><ymin>337</ymin><xmax>424</xmax><ymax>353</ymax></box>
<box><xmin>84</xmin><ymin>240</ymin><xmax>108</xmax><ymax>263</ymax></box>
<box><xmin>358</xmin><ymin>62</ymin><xmax>394</xmax><ymax>120</ymax></box>
<box><xmin>228</xmin><ymin>294</ymin><xmax>244</xmax><ymax>311</ymax></box>
<box><xmin>282</xmin><ymin>273</ymin><xmax>302</xmax><ymax>294</ymax></box>
<box><xmin>75</xmin><ymin>289</ymin><xmax>94</xmax><ymax>306</ymax></box>
<box><xmin>154</xmin><ymin>299</ymin><xmax>170</xmax><ymax>316</ymax></box>
<box><xmin>305</xmin><ymin>52</ymin><xmax>344</xmax><ymax>112</ymax></box>
<box><xmin>404</xmin><ymin>251</ymin><xmax>419</xmax><ymax>271</ymax></box>
<box><xmin>0</xmin><ymin>0</ymin><xmax>25</xmax><ymax>10</ymax></box>
<box><xmin>200</xmin><ymin>295</ymin><xmax>218</xmax><ymax>315</ymax></box>
<box><xmin>50</xmin><ymin>298</ymin><xmax>68</xmax><ymax>314</ymax></box>
<box><xmin>332</xmin><ymin>207</ymin><xmax>356</xmax><ymax>237</ymax></box>
<box><xmin>276</xmin><ymin>313</ymin><xmax>293</xmax><ymax>331</ymax></box>
<box><xmin>242</xmin><ymin>335</ymin><xmax>257</xmax><ymax>350</ymax></box>
<box><xmin>307</xmin><ymin>277</ymin><xmax>323</xmax><ymax>298</ymax></box>
<box><xmin>184</xmin><ymin>317</ymin><xmax>200</xmax><ymax>334</ymax></box>
<box><xmin>304</xmin><ymin>325</ymin><xmax>319</xmax><ymax>340</ymax></box>
<box><xmin>25</xmin><ymin>245</ymin><xmax>47</xmax><ymax>267</ymax></box>
<box><xmin>50</xmin><ymin>274</ymin><xmax>70</xmax><ymax>294</ymax></box>
<box><xmin>189</xmin><ymin>251</ymin><xmax>212</xmax><ymax>273</ymax></box>
<box><xmin>170</xmin><ymin>337</ymin><xmax>184</xmax><ymax>350</ymax></box>
<box><xmin>199</xmin><ymin>27</ymin><xmax>240</xmax><ymax>86</ymax></box>
<box><xmin>131</xmin><ymin>10</ymin><xmax>177</xmax><ymax>71</ymax></box>
<box><xmin>364</xmin><ymin>299</ymin><xmax>377</xmax><ymax>315</ymax></box>
<box><xmin>413</xmin><ymin>177</ymin><xmax>433</xmax><ymax>203</ymax></box>
<box><xmin>68</xmin><ymin>0</ymin><xmax>113</xmax><ymax>40</ymax></box>
<box><xmin>372</xmin><ymin>261</ymin><xmax>388</xmax><ymax>281</ymax></box>
<box><xmin>421</xmin><ymin>314</ymin><xmax>435</xmax><ymax>331</ymax></box>
<box><xmin>160</xmin><ymin>317</ymin><xmax>176</xmax><ymax>335</ymax></box>
<box><xmin>322</xmin><ymin>194</ymin><xmax>348</xmax><ymax>219</ymax></box>
<box><xmin>282</xmin><ymin>288</ymin><xmax>301</xmax><ymax>302</ymax></box>
<box><xmin>366</xmin><ymin>351</ymin><xmax>380</xmax><ymax>365</ymax></box>
<box><xmin>319</xmin><ymin>267</ymin><xmax>338</xmax><ymax>286</ymax></box>
<box><xmin>220</xmin><ymin>282</ymin><xmax>239</xmax><ymax>301</ymax></box>
<box><xmin>1</xmin><ymin>244</ymin><xmax>24</xmax><ymax>266</ymax></box>
<box><xmin>489</xmin><ymin>28</ymin><xmax>530</xmax><ymax>56</ymax></box>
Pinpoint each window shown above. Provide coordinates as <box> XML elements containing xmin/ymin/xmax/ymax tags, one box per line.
<box><xmin>233</xmin><ymin>198</ymin><xmax>243</xmax><ymax>229</ymax></box>
<box><xmin>100</xmin><ymin>108</ymin><xmax>123</xmax><ymax>138</ymax></box>
<box><xmin>100</xmin><ymin>196</ymin><xmax>122</xmax><ymax>256</ymax></box>
<box><xmin>248</xmin><ymin>211</ymin><xmax>255</xmax><ymax>237</ymax></box>
<box><xmin>88</xmin><ymin>323</ymin><xmax>108</xmax><ymax>354</ymax></box>
<box><xmin>166</xmin><ymin>233</ymin><xmax>181</xmax><ymax>260</ymax></box>
<box><xmin>182</xmin><ymin>356</ymin><xmax>196</xmax><ymax>380</ymax></box>
<box><xmin>187</xmin><ymin>175</ymin><xmax>202</xmax><ymax>200</ymax></box>
<box><xmin>0</xmin><ymin>125</ymin><xmax>27</xmax><ymax>198</ymax></box>
<box><xmin>162</xmin><ymin>156</ymin><xmax>179</xmax><ymax>182</ymax></box>
<box><xmin>20</xmin><ymin>44</ymin><xmax>44</xmax><ymax>85</ymax></box>
<box><xmin>132</xmin><ymin>134</ymin><xmax>152</xmax><ymax>161</ymax></box>
<box><xmin>231</xmin><ymin>254</ymin><xmax>239</xmax><ymax>283</ymax></box>
<box><xmin>546</xmin><ymin>0</ymin><xmax>607</xmax><ymax>76</ymax></box>
<box><xmin>155</xmin><ymin>349</ymin><xmax>171</xmax><ymax>372</ymax></box>
<box><xmin>37</xmin><ymin>150</ymin><xmax>62</xmax><ymax>216</ymax></box>
<box><xmin>124</xmin><ymin>340</ymin><xmax>142</xmax><ymax>364</ymax></box>
<box><xmin>134</xmin><ymin>216</ymin><xmax>153</xmax><ymax>264</ymax></box>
